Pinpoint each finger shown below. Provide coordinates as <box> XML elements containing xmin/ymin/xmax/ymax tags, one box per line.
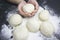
<box><xmin>18</xmin><ymin>0</ymin><xmax>27</xmax><ymax>10</ymax></box>
<box><xmin>18</xmin><ymin>1</ymin><xmax>26</xmax><ymax>8</ymax></box>
<box><xmin>31</xmin><ymin>12</ymin><xmax>35</xmax><ymax>16</ymax></box>
<box><xmin>31</xmin><ymin>9</ymin><xmax>39</xmax><ymax>16</ymax></box>
<box><xmin>35</xmin><ymin>3</ymin><xmax>39</xmax><ymax>10</ymax></box>
<box><xmin>18</xmin><ymin>1</ymin><xmax>27</xmax><ymax>15</ymax></box>
<box><xmin>25</xmin><ymin>13</ymin><xmax>32</xmax><ymax>17</ymax></box>
<box><xmin>19</xmin><ymin>8</ymin><xmax>25</xmax><ymax>16</ymax></box>
<box><xmin>34</xmin><ymin>10</ymin><xmax>37</xmax><ymax>13</ymax></box>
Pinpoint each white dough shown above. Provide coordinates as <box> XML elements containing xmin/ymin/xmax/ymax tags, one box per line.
<box><xmin>39</xmin><ymin>22</ymin><xmax>55</xmax><ymax>37</ymax></box>
<box><xmin>23</xmin><ymin>4</ymin><xmax>35</xmax><ymax>13</ymax></box>
<box><xmin>13</xmin><ymin>25</ymin><xmax>29</xmax><ymax>40</ymax></box>
<box><xmin>8</xmin><ymin>14</ymin><xmax>22</xmax><ymax>27</ymax></box>
<box><xmin>39</xmin><ymin>10</ymin><xmax>50</xmax><ymax>21</ymax></box>
<box><xmin>26</xmin><ymin>18</ymin><xmax>40</xmax><ymax>32</ymax></box>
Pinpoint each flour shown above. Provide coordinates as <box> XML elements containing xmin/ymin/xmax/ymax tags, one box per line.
<box><xmin>1</xmin><ymin>6</ymin><xmax>60</xmax><ymax>40</ymax></box>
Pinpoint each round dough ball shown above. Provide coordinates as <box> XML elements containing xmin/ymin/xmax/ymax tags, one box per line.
<box><xmin>26</xmin><ymin>18</ymin><xmax>40</xmax><ymax>32</ymax></box>
<box><xmin>13</xmin><ymin>26</ymin><xmax>29</xmax><ymax>40</ymax></box>
<box><xmin>8</xmin><ymin>14</ymin><xmax>22</xmax><ymax>27</ymax></box>
<box><xmin>39</xmin><ymin>10</ymin><xmax>50</xmax><ymax>21</ymax></box>
<box><xmin>23</xmin><ymin>4</ymin><xmax>35</xmax><ymax>13</ymax></box>
<box><xmin>7</xmin><ymin>0</ymin><xmax>24</xmax><ymax>4</ymax></box>
<box><xmin>39</xmin><ymin>22</ymin><xmax>55</xmax><ymax>37</ymax></box>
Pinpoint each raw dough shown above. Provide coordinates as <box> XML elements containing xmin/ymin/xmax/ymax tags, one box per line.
<box><xmin>8</xmin><ymin>14</ymin><xmax>22</xmax><ymax>27</ymax></box>
<box><xmin>26</xmin><ymin>18</ymin><xmax>40</xmax><ymax>32</ymax></box>
<box><xmin>39</xmin><ymin>22</ymin><xmax>55</xmax><ymax>37</ymax></box>
<box><xmin>13</xmin><ymin>25</ymin><xmax>29</xmax><ymax>40</ymax></box>
<box><xmin>23</xmin><ymin>4</ymin><xmax>35</xmax><ymax>13</ymax></box>
<box><xmin>39</xmin><ymin>10</ymin><xmax>50</xmax><ymax>21</ymax></box>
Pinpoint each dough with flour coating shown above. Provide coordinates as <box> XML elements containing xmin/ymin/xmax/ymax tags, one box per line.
<box><xmin>26</xmin><ymin>18</ymin><xmax>40</xmax><ymax>32</ymax></box>
<box><xmin>39</xmin><ymin>22</ymin><xmax>55</xmax><ymax>37</ymax></box>
<box><xmin>13</xmin><ymin>25</ymin><xmax>29</xmax><ymax>40</ymax></box>
<box><xmin>23</xmin><ymin>4</ymin><xmax>35</xmax><ymax>13</ymax></box>
<box><xmin>39</xmin><ymin>10</ymin><xmax>50</xmax><ymax>21</ymax></box>
<box><xmin>8</xmin><ymin>14</ymin><xmax>22</xmax><ymax>27</ymax></box>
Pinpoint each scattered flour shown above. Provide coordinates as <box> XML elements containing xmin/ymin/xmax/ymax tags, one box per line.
<box><xmin>1</xmin><ymin>6</ymin><xmax>60</xmax><ymax>40</ymax></box>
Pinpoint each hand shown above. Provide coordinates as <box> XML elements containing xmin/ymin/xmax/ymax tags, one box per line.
<box><xmin>18</xmin><ymin>0</ymin><xmax>39</xmax><ymax>17</ymax></box>
<box><xmin>18</xmin><ymin>1</ymin><xmax>32</xmax><ymax>17</ymax></box>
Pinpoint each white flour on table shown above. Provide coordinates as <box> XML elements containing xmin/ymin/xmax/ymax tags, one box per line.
<box><xmin>1</xmin><ymin>6</ymin><xmax>60</xmax><ymax>40</ymax></box>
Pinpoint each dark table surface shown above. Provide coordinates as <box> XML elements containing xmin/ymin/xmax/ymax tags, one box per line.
<box><xmin>0</xmin><ymin>0</ymin><xmax>60</xmax><ymax>40</ymax></box>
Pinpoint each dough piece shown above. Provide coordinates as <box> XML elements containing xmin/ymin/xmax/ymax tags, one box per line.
<box><xmin>13</xmin><ymin>25</ymin><xmax>29</xmax><ymax>40</ymax></box>
<box><xmin>26</xmin><ymin>18</ymin><xmax>40</xmax><ymax>32</ymax></box>
<box><xmin>39</xmin><ymin>10</ymin><xmax>50</xmax><ymax>21</ymax></box>
<box><xmin>23</xmin><ymin>4</ymin><xmax>35</xmax><ymax>13</ymax></box>
<box><xmin>8</xmin><ymin>14</ymin><xmax>22</xmax><ymax>27</ymax></box>
<box><xmin>39</xmin><ymin>22</ymin><xmax>55</xmax><ymax>37</ymax></box>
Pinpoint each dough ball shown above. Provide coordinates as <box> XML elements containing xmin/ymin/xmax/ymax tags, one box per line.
<box><xmin>8</xmin><ymin>14</ymin><xmax>22</xmax><ymax>27</ymax></box>
<box><xmin>7</xmin><ymin>0</ymin><xmax>24</xmax><ymax>4</ymax></box>
<box><xmin>23</xmin><ymin>4</ymin><xmax>35</xmax><ymax>13</ymax></box>
<box><xmin>39</xmin><ymin>10</ymin><xmax>50</xmax><ymax>21</ymax></box>
<box><xmin>13</xmin><ymin>25</ymin><xmax>29</xmax><ymax>40</ymax></box>
<box><xmin>26</xmin><ymin>18</ymin><xmax>40</xmax><ymax>32</ymax></box>
<box><xmin>39</xmin><ymin>22</ymin><xmax>55</xmax><ymax>37</ymax></box>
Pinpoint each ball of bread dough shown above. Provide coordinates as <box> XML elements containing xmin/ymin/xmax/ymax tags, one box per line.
<box><xmin>8</xmin><ymin>14</ymin><xmax>22</xmax><ymax>27</ymax></box>
<box><xmin>13</xmin><ymin>26</ymin><xmax>29</xmax><ymax>40</ymax></box>
<box><xmin>39</xmin><ymin>22</ymin><xmax>55</xmax><ymax>37</ymax></box>
<box><xmin>26</xmin><ymin>18</ymin><xmax>40</xmax><ymax>32</ymax></box>
<box><xmin>39</xmin><ymin>10</ymin><xmax>50</xmax><ymax>21</ymax></box>
<box><xmin>23</xmin><ymin>4</ymin><xmax>35</xmax><ymax>13</ymax></box>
